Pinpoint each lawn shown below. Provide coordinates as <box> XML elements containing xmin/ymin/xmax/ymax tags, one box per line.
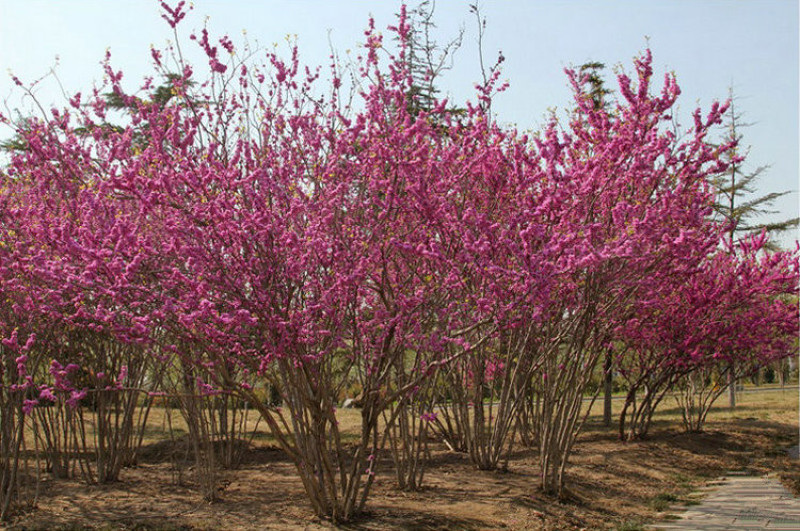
<box><xmin>5</xmin><ymin>385</ymin><xmax>799</xmax><ymax>530</ymax></box>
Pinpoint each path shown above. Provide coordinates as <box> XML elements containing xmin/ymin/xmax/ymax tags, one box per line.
<box><xmin>652</xmin><ymin>466</ymin><xmax>800</xmax><ymax>530</ymax></box>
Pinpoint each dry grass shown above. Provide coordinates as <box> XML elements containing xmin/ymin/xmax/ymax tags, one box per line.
<box><xmin>5</xmin><ymin>385</ymin><xmax>798</xmax><ymax>530</ymax></box>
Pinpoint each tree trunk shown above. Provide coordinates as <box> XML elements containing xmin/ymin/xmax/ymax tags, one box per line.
<box><xmin>727</xmin><ymin>363</ymin><xmax>736</xmax><ymax>408</ymax></box>
<box><xmin>603</xmin><ymin>352</ymin><xmax>613</xmax><ymax>427</ymax></box>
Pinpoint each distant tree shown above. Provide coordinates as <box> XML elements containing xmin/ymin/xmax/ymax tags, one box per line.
<box><xmin>0</xmin><ymin>114</ymin><xmax>38</xmax><ymax>152</ymax></box>
<box><xmin>711</xmin><ymin>88</ymin><xmax>799</xmax><ymax>408</ymax></box>
<box><xmin>103</xmin><ymin>72</ymin><xmax>184</xmax><ymax>112</ymax></box>
<box><xmin>0</xmin><ymin>73</ymin><xmax>187</xmax><ymax>155</ymax></box>
<box><xmin>712</xmin><ymin>88</ymin><xmax>799</xmax><ymax>251</ymax></box>
<box><xmin>401</xmin><ymin>1</ymin><xmax>463</xmax><ymax>118</ymax></box>
<box><xmin>578</xmin><ymin>61</ymin><xmax>611</xmax><ymax>111</ymax></box>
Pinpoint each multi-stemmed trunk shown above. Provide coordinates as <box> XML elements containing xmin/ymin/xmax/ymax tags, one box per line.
<box><xmin>0</xmin><ymin>387</ymin><xmax>29</xmax><ymax>521</ymax></box>
<box><xmin>618</xmin><ymin>370</ymin><xmax>681</xmax><ymax>441</ymax></box>
<box><xmin>531</xmin><ymin>299</ymin><xmax>610</xmax><ymax>497</ymax></box>
<box><xmin>234</xmin><ymin>352</ymin><xmax>383</xmax><ymax>523</ymax></box>
<box><xmin>381</xmin><ymin>353</ymin><xmax>438</xmax><ymax>491</ymax></box>
<box><xmin>433</xmin><ymin>328</ymin><xmax>538</xmax><ymax>472</ymax></box>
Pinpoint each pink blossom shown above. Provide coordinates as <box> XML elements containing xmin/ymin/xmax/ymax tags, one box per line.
<box><xmin>38</xmin><ymin>387</ymin><xmax>56</xmax><ymax>402</ymax></box>
<box><xmin>22</xmin><ymin>399</ymin><xmax>38</xmax><ymax>415</ymax></box>
<box><xmin>66</xmin><ymin>390</ymin><xmax>87</xmax><ymax>409</ymax></box>
<box><xmin>420</xmin><ymin>412</ymin><xmax>438</xmax><ymax>423</ymax></box>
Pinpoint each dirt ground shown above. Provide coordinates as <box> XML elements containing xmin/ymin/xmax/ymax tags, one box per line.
<box><xmin>3</xmin><ymin>389</ymin><xmax>799</xmax><ymax>531</ymax></box>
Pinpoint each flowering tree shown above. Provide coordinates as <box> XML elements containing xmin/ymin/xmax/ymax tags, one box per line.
<box><xmin>614</xmin><ymin>233</ymin><xmax>798</xmax><ymax>440</ymax></box>
<box><xmin>674</xmin><ymin>238</ymin><xmax>798</xmax><ymax>432</ymax></box>
<box><xmin>513</xmin><ymin>51</ymin><xmax>733</xmax><ymax>494</ymax></box>
<box><xmin>0</xmin><ymin>5</ymin><xmax>507</xmax><ymax>520</ymax></box>
<box><xmin>2</xmin><ymin>1</ymin><xmax>798</xmax><ymax>522</ymax></box>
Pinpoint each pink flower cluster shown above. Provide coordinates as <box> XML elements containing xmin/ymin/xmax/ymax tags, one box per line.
<box><xmin>0</xmin><ymin>3</ymin><xmax>796</xmax><ymax>514</ymax></box>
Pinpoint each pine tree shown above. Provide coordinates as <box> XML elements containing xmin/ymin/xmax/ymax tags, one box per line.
<box><xmin>402</xmin><ymin>1</ymin><xmax>463</xmax><ymax>118</ymax></box>
<box><xmin>712</xmin><ymin>88</ymin><xmax>798</xmax><ymax>408</ymax></box>
<box><xmin>1</xmin><ymin>73</ymin><xmax>187</xmax><ymax>155</ymax></box>
<box><xmin>578</xmin><ymin>61</ymin><xmax>611</xmax><ymax>111</ymax></box>
<box><xmin>713</xmin><ymin>88</ymin><xmax>799</xmax><ymax>252</ymax></box>
<box><xmin>400</xmin><ymin>3</ymin><xmax>507</xmax><ymax>125</ymax></box>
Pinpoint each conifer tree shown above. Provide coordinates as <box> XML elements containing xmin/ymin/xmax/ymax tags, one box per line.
<box><xmin>712</xmin><ymin>88</ymin><xmax>798</xmax><ymax>407</ymax></box>
<box><xmin>402</xmin><ymin>1</ymin><xmax>463</xmax><ymax>118</ymax></box>
<box><xmin>712</xmin><ymin>88</ymin><xmax>799</xmax><ymax>252</ymax></box>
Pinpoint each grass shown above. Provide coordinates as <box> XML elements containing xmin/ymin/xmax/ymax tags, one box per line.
<box><xmin>648</xmin><ymin>492</ymin><xmax>678</xmax><ymax>512</ymax></box>
<box><xmin>140</xmin><ymin>405</ymin><xmax>267</xmax><ymax>445</ymax></box>
<box><xmin>6</xmin><ymin>383</ymin><xmax>798</xmax><ymax>531</ymax></box>
<box><xmin>669</xmin><ymin>472</ymin><xmax>695</xmax><ymax>489</ymax></box>
<box><xmin>617</xmin><ymin>520</ymin><xmax>645</xmax><ymax>531</ymax></box>
<box><xmin>27</xmin><ymin>382</ymin><xmax>797</xmax><ymax>455</ymax></box>
<box><xmin>579</xmin><ymin>384</ymin><xmax>799</xmax><ymax>442</ymax></box>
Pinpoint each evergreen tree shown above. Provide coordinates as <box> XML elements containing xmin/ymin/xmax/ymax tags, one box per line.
<box><xmin>401</xmin><ymin>1</ymin><xmax>463</xmax><ymax>119</ymax></box>
<box><xmin>712</xmin><ymin>88</ymin><xmax>798</xmax><ymax>408</ymax></box>
<box><xmin>578</xmin><ymin>61</ymin><xmax>611</xmax><ymax>111</ymax></box>
<box><xmin>0</xmin><ymin>73</ymin><xmax>186</xmax><ymax>154</ymax></box>
<box><xmin>713</xmin><ymin>88</ymin><xmax>799</xmax><ymax>252</ymax></box>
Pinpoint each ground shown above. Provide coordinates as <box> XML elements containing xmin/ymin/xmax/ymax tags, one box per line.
<box><xmin>3</xmin><ymin>387</ymin><xmax>798</xmax><ymax>531</ymax></box>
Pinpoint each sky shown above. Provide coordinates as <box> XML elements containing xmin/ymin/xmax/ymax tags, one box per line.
<box><xmin>1</xmin><ymin>1</ymin><xmax>797</xmax><ymax>247</ymax></box>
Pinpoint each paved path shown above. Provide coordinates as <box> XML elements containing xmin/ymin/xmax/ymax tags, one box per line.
<box><xmin>652</xmin><ymin>475</ymin><xmax>800</xmax><ymax>530</ymax></box>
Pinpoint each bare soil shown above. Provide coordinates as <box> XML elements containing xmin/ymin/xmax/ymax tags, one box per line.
<box><xmin>4</xmin><ymin>392</ymin><xmax>798</xmax><ymax>531</ymax></box>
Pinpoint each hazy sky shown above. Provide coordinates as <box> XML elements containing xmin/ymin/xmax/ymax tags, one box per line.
<box><xmin>1</xmin><ymin>1</ymin><xmax>797</xmax><ymax>246</ymax></box>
